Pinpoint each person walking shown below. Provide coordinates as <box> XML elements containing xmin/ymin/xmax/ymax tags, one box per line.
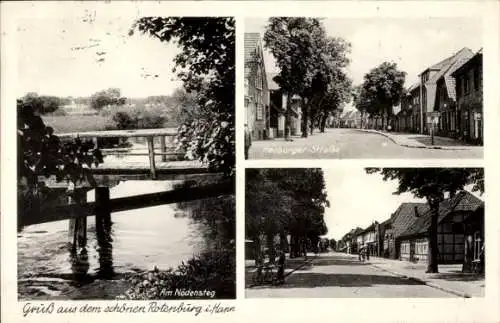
<box><xmin>276</xmin><ymin>248</ymin><xmax>286</xmax><ymax>284</ymax></box>
<box><xmin>244</xmin><ymin>124</ymin><xmax>252</xmax><ymax>160</ymax></box>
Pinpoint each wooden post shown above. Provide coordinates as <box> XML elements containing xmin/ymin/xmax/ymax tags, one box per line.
<box><xmin>95</xmin><ymin>186</ymin><xmax>113</xmax><ymax>277</ymax></box>
<box><xmin>147</xmin><ymin>136</ymin><xmax>157</xmax><ymax>179</ymax></box>
<box><xmin>160</xmin><ymin>136</ymin><xmax>167</xmax><ymax>162</ymax></box>
<box><xmin>95</xmin><ymin>187</ymin><xmax>111</xmax><ymax>232</ymax></box>
<box><xmin>67</xmin><ymin>188</ymin><xmax>87</xmax><ymax>250</ymax></box>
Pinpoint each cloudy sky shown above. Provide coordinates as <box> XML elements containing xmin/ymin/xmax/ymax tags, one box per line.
<box><xmin>16</xmin><ymin>10</ymin><xmax>183</xmax><ymax>98</ymax></box>
<box><xmin>245</xmin><ymin>17</ymin><xmax>482</xmax><ymax>94</ymax></box>
<box><xmin>322</xmin><ymin>168</ymin><xmax>484</xmax><ymax>240</ymax></box>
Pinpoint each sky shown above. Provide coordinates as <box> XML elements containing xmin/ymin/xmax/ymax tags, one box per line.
<box><xmin>245</xmin><ymin>17</ymin><xmax>482</xmax><ymax>110</ymax></box>
<box><xmin>16</xmin><ymin>11</ymin><xmax>183</xmax><ymax>98</ymax></box>
<box><xmin>322</xmin><ymin>168</ymin><xmax>484</xmax><ymax>241</ymax></box>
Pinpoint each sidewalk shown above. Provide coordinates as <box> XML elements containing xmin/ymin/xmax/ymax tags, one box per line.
<box><xmin>245</xmin><ymin>254</ymin><xmax>316</xmax><ymax>288</ymax></box>
<box><xmin>356</xmin><ymin>129</ymin><xmax>482</xmax><ymax>151</ymax></box>
<box><xmin>345</xmin><ymin>253</ymin><xmax>485</xmax><ymax>297</ymax></box>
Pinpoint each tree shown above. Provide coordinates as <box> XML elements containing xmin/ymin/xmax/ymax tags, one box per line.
<box><xmin>89</xmin><ymin>88</ymin><xmax>127</xmax><ymax>111</ymax></box>
<box><xmin>360</xmin><ymin>62</ymin><xmax>406</xmax><ymax>130</ymax></box>
<box><xmin>246</xmin><ymin>168</ymin><xmax>329</xmax><ymax>263</ymax></box>
<box><xmin>17</xmin><ymin>99</ymin><xmax>103</xmax><ymax>226</ymax></box>
<box><xmin>264</xmin><ymin>18</ymin><xmax>351</xmax><ymax>139</ymax></box>
<box><xmin>366</xmin><ymin>168</ymin><xmax>484</xmax><ymax>273</ymax></box>
<box><xmin>20</xmin><ymin>93</ymin><xmax>63</xmax><ymax>114</ymax></box>
<box><xmin>131</xmin><ymin>17</ymin><xmax>235</xmax><ymax>176</ymax></box>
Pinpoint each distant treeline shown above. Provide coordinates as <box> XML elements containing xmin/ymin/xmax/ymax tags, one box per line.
<box><xmin>18</xmin><ymin>88</ymin><xmax>192</xmax><ymax>116</ymax></box>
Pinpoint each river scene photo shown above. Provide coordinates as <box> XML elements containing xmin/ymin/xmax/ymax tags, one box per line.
<box><xmin>18</xmin><ymin>179</ymin><xmax>236</xmax><ymax>300</ymax></box>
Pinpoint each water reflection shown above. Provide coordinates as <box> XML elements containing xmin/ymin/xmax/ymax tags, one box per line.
<box><xmin>18</xmin><ymin>179</ymin><xmax>234</xmax><ymax>299</ymax></box>
<box><xmin>95</xmin><ymin>216</ymin><xmax>114</xmax><ymax>279</ymax></box>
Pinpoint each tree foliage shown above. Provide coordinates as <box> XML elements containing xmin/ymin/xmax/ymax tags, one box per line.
<box><xmin>17</xmin><ymin>100</ymin><xmax>103</xmax><ymax>226</ymax></box>
<box><xmin>246</xmin><ymin>168</ymin><xmax>329</xmax><ymax>261</ymax></box>
<box><xmin>263</xmin><ymin>18</ymin><xmax>352</xmax><ymax>137</ymax></box>
<box><xmin>20</xmin><ymin>92</ymin><xmax>64</xmax><ymax>114</ymax></box>
<box><xmin>89</xmin><ymin>88</ymin><xmax>127</xmax><ymax>111</ymax></box>
<box><xmin>358</xmin><ymin>62</ymin><xmax>406</xmax><ymax>129</ymax></box>
<box><xmin>366</xmin><ymin>168</ymin><xmax>484</xmax><ymax>273</ymax></box>
<box><xmin>131</xmin><ymin>17</ymin><xmax>235</xmax><ymax>176</ymax></box>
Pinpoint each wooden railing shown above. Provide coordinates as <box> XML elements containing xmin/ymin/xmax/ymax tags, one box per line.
<box><xmin>21</xmin><ymin>179</ymin><xmax>234</xmax><ymax>226</ymax></box>
<box><xmin>58</xmin><ymin>128</ymin><xmax>185</xmax><ymax>180</ymax></box>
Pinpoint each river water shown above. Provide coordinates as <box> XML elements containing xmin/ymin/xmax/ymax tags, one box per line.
<box><xmin>18</xmin><ymin>180</ymin><xmax>214</xmax><ymax>300</ymax></box>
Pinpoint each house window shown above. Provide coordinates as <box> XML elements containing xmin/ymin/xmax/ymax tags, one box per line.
<box><xmin>244</xmin><ymin>78</ymin><xmax>249</xmax><ymax>97</ymax></box>
<box><xmin>256</xmin><ymin>95</ymin><xmax>263</xmax><ymax>120</ymax></box>
<box><xmin>473</xmin><ymin>231</ymin><xmax>483</xmax><ymax>261</ymax></box>
<box><xmin>255</xmin><ymin>66</ymin><xmax>263</xmax><ymax>90</ymax></box>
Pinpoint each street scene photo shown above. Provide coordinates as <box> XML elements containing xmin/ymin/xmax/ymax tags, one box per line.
<box><xmin>17</xmin><ymin>10</ymin><xmax>235</xmax><ymax>300</ymax></box>
<box><xmin>244</xmin><ymin>17</ymin><xmax>483</xmax><ymax>159</ymax></box>
<box><xmin>245</xmin><ymin>168</ymin><xmax>485</xmax><ymax>298</ymax></box>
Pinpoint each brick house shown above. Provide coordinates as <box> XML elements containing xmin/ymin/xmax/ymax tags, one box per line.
<box><xmin>383</xmin><ymin>203</ymin><xmax>429</xmax><ymax>259</ymax></box>
<box><xmin>433</xmin><ymin>50</ymin><xmax>475</xmax><ymax>139</ymax></box>
<box><xmin>397</xmin><ymin>191</ymin><xmax>484</xmax><ymax>264</ymax></box>
<box><xmin>451</xmin><ymin>49</ymin><xmax>483</xmax><ymax>145</ymax></box>
<box><xmin>418</xmin><ymin>47</ymin><xmax>474</xmax><ymax>135</ymax></box>
<box><xmin>244</xmin><ymin>33</ymin><xmax>270</xmax><ymax>140</ymax></box>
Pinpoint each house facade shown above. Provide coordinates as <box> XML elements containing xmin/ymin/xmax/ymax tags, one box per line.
<box><xmin>418</xmin><ymin>47</ymin><xmax>474</xmax><ymax>136</ymax></box>
<box><xmin>244</xmin><ymin>33</ymin><xmax>270</xmax><ymax>141</ymax></box>
<box><xmin>452</xmin><ymin>49</ymin><xmax>483</xmax><ymax>145</ymax></box>
<box><xmin>360</xmin><ymin>222</ymin><xmax>380</xmax><ymax>257</ymax></box>
<box><xmin>268</xmin><ymin>73</ymin><xmax>302</xmax><ymax>138</ymax></box>
<box><xmin>397</xmin><ymin>82</ymin><xmax>421</xmax><ymax>133</ymax></box>
<box><xmin>398</xmin><ymin>191</ymin><xmax>484</xmax><ymax>264</ymax></box>
<box><xmin>383</xmin><ymin>203</ymin><xmax>428</xmax><ymax>259</ymax></box>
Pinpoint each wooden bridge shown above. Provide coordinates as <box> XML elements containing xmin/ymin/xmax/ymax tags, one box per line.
<box><xmin>54</xmin><ymin>128</ymin><xmax>209</xmax><ymax>184</ymax></box>
<box><xmin>24</xmin><ymin>128</ymin><xmax>234</xmax><ymax>266</ymax></box>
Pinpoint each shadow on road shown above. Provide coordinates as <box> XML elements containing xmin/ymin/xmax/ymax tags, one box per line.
<box><xmin>407</xmin><ymin>136</ymin><xmax>474</xmax><ymax>147</ymax></box>
<box><xmin>263</xmin><ymin>272</ymin><xmax>423</xmax><ymax>289</ymax></box>
<box><xmin>427</xmin><ymin>272</ymin><xmax>485</xmax><ymax>282</ymax></box>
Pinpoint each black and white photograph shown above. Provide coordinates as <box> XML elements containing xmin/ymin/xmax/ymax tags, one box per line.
<box><xmin>244</xmin><ymin>17</ymin><xmax>484</xmax><ymax>159</ymax></box>
<box><xmin>245</xmin><ymin>168</ymin><xmax>485</xmax><ymax>298</ymax></box>
<box><xmin>16</xmin><ymin>11</ymin><xmax>236</xmax><ymax>300</ymax></box>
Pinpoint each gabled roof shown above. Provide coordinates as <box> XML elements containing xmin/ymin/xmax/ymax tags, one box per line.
<box><xmin>399</xmin><ymin>191</ymin><xmax>484</xmax><ymax>239</ymax></box>
<box><xmin>451</xmin><ymin>49</ymin><xmax>483</xmax><ymax>78</ymax></box>
<box><xmin>360</xmin><ymin>222</ymin><xmax>378</xmax><ymax>234</ymax></box>
<box><xmin>244</xmin><ymin>33</ymin><xmax>261</xmax><ymax>64</ymax></box>
<box><xmin>439</xmin><ymin>50</ymin><xmax>475</xmax><ymax>101</ymax></box>
<box><xmin>389</xmin><ymin>203</ymin><xmax>429</xmax><ymax>238</ymax></box>
<box><xmin>407</xmin><ymin>81</ymin><xmax>421</xmax><ymax>93</ymax></box>
<box><xmin>423</xmin><ymin>47</ymin><xmax>474</xmax><ymax>111</ymax></box>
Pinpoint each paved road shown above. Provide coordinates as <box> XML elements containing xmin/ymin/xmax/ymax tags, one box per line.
<box><xmin>248</xmin><ymin>129</ymin><xmax>483</xmax><ymax>159</ymax></box>
<box><xmin>246</xmin><ymin>252</ymin><xmax>454</xmax><ymax>298</ymax></box>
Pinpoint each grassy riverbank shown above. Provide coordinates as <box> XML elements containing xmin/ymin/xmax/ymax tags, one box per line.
<box><xmin>42</xmin><ymin>115</ymin><xmax>115</xmax><ymax>133</ymax></box>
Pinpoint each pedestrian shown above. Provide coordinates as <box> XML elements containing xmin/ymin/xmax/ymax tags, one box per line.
<box><xmin>244</xmin><ymin>124</ymin><xmax>252</xmax><ymax>160</ymax></box>
<box><xmin>276</xmin><ymin>248</ymin><xmax>286</xmax><ymax>284</ymax></box>
<box><xmin>366</xmin><ymin>245</ymin><xmax>370</xmax><ymax>261</ymax></box>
